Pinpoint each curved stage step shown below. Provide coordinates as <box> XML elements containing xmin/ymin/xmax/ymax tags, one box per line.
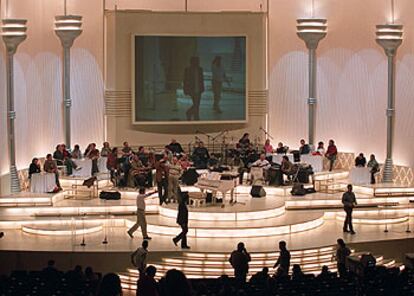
<box><xmin>126</xmin><ymin>212</ymin><xmax>324</xmax><ymax>238</ymax></box>
<box><xmin>22</xmin><ymin>221</ymin><xmax>103</xmax><ymax>236</ymax></box>
<box><xmin>335</xmin><ymin>210</ymin><xmax>409</xmax><ymax>225</ymax></box>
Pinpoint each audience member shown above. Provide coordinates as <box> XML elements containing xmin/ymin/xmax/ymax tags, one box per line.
<box><xmin>229</xmin><ymin>242</ymin><xmax>251</xmax><ymax>284</ymax></box>
<box><xmin>162</xmin><ymin>269</ymin><xmax>192</xmax><ymax>296</ymax></box>
<box><xmin>367</xmin><ymin>154</ymin><xmax>379</xmax><ymax>184</ymax></box>
<box><xmin>299</xmin><ymin>139</ymin><xmax>310</xmax><ymax>155</ymax></box>
<box><xmin>325</xmin><ymin>139</ymin><xmax>338</xmax><ymax>171</ymax></box>
<box><xmin>342</xmin><ymin>184</ymin><xmax>357</xmax><ymax>234</ymax></box>
<box><xmin>131</xmin><ymin>240</ymin><xmax>149</xmax><ymax>274</ymax></box>
<box><xmin>28</xmin><ymin>157</ymin><xmax>41</xmax><ymax>179</ymax></box>
<box><xmin>317</xmin><ymin>265</ymin><xmax>333</xmax><ymax>280</ymax></box>
<box><xmin>291</xmin><ymin>264</ymin><xmax>305</xmax><ymax>281</ymax></box>
<box><xmin>97</xmin><ymin>273</ymin><xmax>122</xmax><ymax>296</ymax></box>
<box><xmin>138</xmin><ymin>265</ymin><xmax>159</xmax><ymax>296</ymax></box>
<box><xmin>249</xmin><ymin>267</ymin><xmax>270</xmax><ymax>287</ymax></box>
<box><xmin>127</xmin><ymin>187</ymin><xmax>156</xmax><ymax>239</ymax></box>
<box><xmin>335</xmin><ymin>238</ymin><xmax>351</xmax><ymax>278</ymax></box>
<box><xmin>355</xmin><ymin>153</ymin><xmax>367</xmax><ymax>167</ymax></box>
<box><xmin>273</xmin><ymin>240</ymin><xmax>291</xmax><ymax>277</ymax></box>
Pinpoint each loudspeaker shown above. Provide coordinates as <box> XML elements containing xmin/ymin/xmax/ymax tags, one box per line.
<box><xmin>291</xmin><ymin>183</ymin><xmax>306</xmax><ymax>196</ymax></box>
<box><xmin>250</xmin><ymin>185</ymin><xmax>266</xmax><ymax>198</ymax></box>
<box><xmin>99</xmin><ymin>191</ymin><xmax>121</xmax><ymax>200</ymax></box>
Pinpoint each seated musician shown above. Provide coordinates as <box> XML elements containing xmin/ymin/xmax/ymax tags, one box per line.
<box><xmin>137</xmin><ymin>146</ymin><xmax>149</xmax><ymax>166</ymax></box>
<box><xmin>192</xmin><ymin>141</ymin><xmax>210</xmax><ymax>169</ymax></box>
<box><xmin>128</xmin><ymin>154</ymin><xmax>148</xmax><ymax>188</ymax></box>
<box><xmin>180</xmin><ymin>154</ymin><xmax>193</xmax><ymax>171</ymax></box>
<box><xmin>315</xmin><ymin>141</ymin><xmax>325</xmax><ymax>155</ymax></box>
<box><xmin>238</xmin><ymin>133</ymin><xmax>250</xmax><ymax>150</ymax></box>
<box><xmin>276</xmin><ymin>142</ymin><xmax>287</xmax><ymax>154</ymax></box>
<box><xmin>281</xmin><ymin>155</ymin><xmax>294</xmax><ymax>180</ymax></box>
<box><xmin>355</xmin><ymin>153</ymin><xmax>367</xmax><ymax>167</ymax></box>
<box><xmin>101</xmin><ymin>142</ymin><xmax>111</xmax><ymax>157</ymax></box>
<box><xmin>263</xmin><ymin>139</ymin><xmax>274</xmax><ymax>156</ymax></box>
<box><xmin>85</xmin><ymin>143</ymin><xmax>100</xmax><ymax>175</ymax></box>
<box><xmin>299</xmin><ymin>139</ymin><xmax>311</xmax><ymax>155</ymax></box>
<box><xmin>367</xmin><ymin>154</ymin><xmax>379</xmax><ymax>184</ymax></box>
<box><xmin>53</xmin><ymin>144</ymin><xmax>79</xmax><ymax>175</ymax></box>
<box><xmin>29</xmin><ymin>158</ymin><xmax>41</xmax><ymax>179</ymax></box>
<box><xmin>325</xmin><ymin>139</ymin><xmax>338</xmax><ymax>172</ymax></box>
<box><xmin>44</xmin><ymin>154</ymin><xmax>61</xmax><ymax>190</ymax></box>
<box><xmin>250</xmin><ymin>153</ymin><xmax>271</xmax><ymax>182</ymax></box>
<box><xmin>167</xmin><ymin>139</ymin><xmax>184</xmax><ymax>155</ymax></box>
<box><xmin>238</xmin><ymin>143</ymin><xmax>257</xmax><ymax>184</ymax></box>
<box><xmin>71</xmin><ymin>144</ymin><xmax>82</xmax><ymax>159</ymax></box>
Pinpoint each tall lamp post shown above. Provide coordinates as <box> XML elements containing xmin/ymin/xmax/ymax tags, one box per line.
<box><xmin>297</xmin><ymin>18</ymin><xmax>327</xmax><ymax>147</ymax></box>
<box><xmin>375</xmin><ymin>24</ymin><xmax>403</xmax><ymax>183</ymax></box>
<box><xmin>54</xmin><ymin>14</ymin><xmax>82</xmax><ymax>150</ymax></box>
<box><xmin>2</xmin><ymin>19</ymin><xmax>27</xmax><ymax>193</ymax></box>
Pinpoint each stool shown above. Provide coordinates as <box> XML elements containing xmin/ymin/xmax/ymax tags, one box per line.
<box><xmin>189</xmin><ymin>192</ymin><xmax>206</xmax><ymax>207</ymax></box>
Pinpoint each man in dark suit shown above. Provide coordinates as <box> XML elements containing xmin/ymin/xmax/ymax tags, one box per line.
<box><xmin>183</xmin><ymin>56</ymin><xmax>204</xmax><ymax>121</ymax></box>
<box><xmin>155</xmin><ymin>153</ymin><xmax>169</xmax><ymax>205</ymax></box>
<box><xmin>229</xmin><ymin>242</ymin><xmax>251</xmax><ymax>285</ymax></box>
<box><xmin>172</xmin><ymin>193</ymin><xmax>190</xmax><ymax>249</ymax></box>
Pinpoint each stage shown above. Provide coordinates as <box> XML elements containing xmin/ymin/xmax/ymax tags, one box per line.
<box><xmin>0</xmin><ymin>169</ymin><xmax>414</xmax><ymax>290</ymax></box>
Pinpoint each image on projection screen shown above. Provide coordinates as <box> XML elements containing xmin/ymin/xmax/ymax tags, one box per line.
<box><xmin>133</xmin><ymin>36</ymin><xmax>246</xmax><ymax>123</ymax></box>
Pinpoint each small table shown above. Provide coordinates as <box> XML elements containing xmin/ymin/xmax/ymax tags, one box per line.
<box><xmin>73</xmin><ymin>159</ymin><xmax>92</xmax><ymax>178</ymax></box>
<box><xmin>30</xmin><ymin>173</ymin><xmax>56</xmax><ymax>193</ymax></box>
<box><xmin>350</xmin><ymin>167</ymin><xmax>371</xmax><ymax>185</ymax></box>
<box><xmin>188</xmin><ymin>192</ymin><xmax>206</xmax><ymax>207</ymax></box>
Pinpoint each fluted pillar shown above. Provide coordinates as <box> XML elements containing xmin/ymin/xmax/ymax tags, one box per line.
<box><xmin>297</xmin><ymin>18</ymin><xmax>327</xmax><ymax>147</ymax></box>
<box><xmin>54</xmin><ymin>15</ymin><xmax>82</xmax><ymax>150</ymax></box>
<box><xmin>375</xmin><ymin>24</ymin><xmax>403</xmax><ymax>183</ymax></box>
<box><xmin>2</xmin><ymin>19</ymin><xmax>27</xmax><ymax>193</ymax></box>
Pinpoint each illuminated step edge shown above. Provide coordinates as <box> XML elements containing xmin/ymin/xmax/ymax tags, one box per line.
<box><xmin>0</xmin><ymin>218</ymin><xmax>126</xmax><ymax>230</ymax></box>
<box><xmin>125</xmin><ymin>217</ymin><xmax>324</xmax><ymax>238</ymax></box>
<box><xmin>22</xmin><ymin>222</ymin><xmax>103</xmax><ymax>236</ymax></box>
<box><xmin>314</xmin><ymin>171</ymin><xmax>349</xmax><ymax>181</ymax></box>
<box><xmin>158</xmin><ymin>204</ymin><xmax>286</xmax><ymax>221</ymax></box>
<box><xmin>0</xmin><ymin>197</ymin><xmax>52</xmax><ymax>206</ymax></box>
<box><xmin>335</xmin><ymin>211</ymin><xmax>409</xmax><ymax>225</ymax></box>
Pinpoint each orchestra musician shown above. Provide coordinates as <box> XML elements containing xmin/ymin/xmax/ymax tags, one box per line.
<box><xmin>167</xmin><ymin>139</ymin><xmax>184</xmax><ymax>155</ymax></box>
<box><xmin>276</xmin><ymin>142</ymin><xmax>287</xmax><ymax>154</ymax></box>
<box><xmin>128</xmin><ymin>155</ymin><xmax>150</xmax><ymax>188</ymax></box>
<box><xmin>281</xmin><ymin>155</ymin><xmax>294</xmax><ymax>181</ymax></box>
<box><xmin>238</xmin><ymin>133</ymin><xmax>250</xmax><ymax>150</ymax></box>
<box><xmin>192</xmin><ymin>141</ymin><xmax>210</xmax><ymax>169</ymax></box>
<box><xmin>250</xmin><ymin>153</ymin><xmax>271</xmax><ymax>182</ymax></box>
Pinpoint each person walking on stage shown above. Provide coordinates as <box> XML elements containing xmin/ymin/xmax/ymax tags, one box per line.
<box><xmin>229</xmin><ymin>242</ymin><xmax>251</xmax><ymax>284</ymax></box>
<box><xmin>155</xmin><ymin>153</ymin><xmax>169</xmax><ymax>205</ymax></box>
<box><xmin>131</xmin><ymin>240</ymin><xmax>149</xmax><ymax>275</ymax></box>
<box><xmin>342</xmin><ymin>184</ymin><xmax>357</xmax><ymax>234</ymax></box>
<box><xmin>127</xmin><ymin>187</ymin><xmax>157</xmax><ymax>239</ymax></box>
<box><xmin>334</xmin><ymin>238</ymin><xmax>351</xmax><ymax>278</ymax></box>
<box><xmin>273</xmin><ymin>240</ymin><xmax>291</xmax><ymax>277</ymax></box>
<box><xmin>172</xmin><ymin>193</ymin><xmax>190</xmax><ymax>249</ymax></box>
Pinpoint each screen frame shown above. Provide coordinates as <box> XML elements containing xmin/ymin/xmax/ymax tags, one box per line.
<box><xmin>131</xmin><ymin>33</ymin><xmax>249</xmax><ymax>125</ymax></box>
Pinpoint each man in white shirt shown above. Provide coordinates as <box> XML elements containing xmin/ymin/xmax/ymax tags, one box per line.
<box><xmin>131</xmin><ymin>240</ymin><xmax>149</xmax><ymax>274</ymax></box>
<box><xmin>250</xmin><ymin>153</ymin><xmax>271</xmax><ymax>183</ymax></box>
<box><xmin>127</xmin><ymin>187</ymin><xmax>157</xmax><ymax>239</ymax></box>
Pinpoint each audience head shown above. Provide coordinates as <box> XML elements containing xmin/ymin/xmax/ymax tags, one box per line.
<box><xmin>292</xmin><ymin>264</ymin><xmax>302</xmax><ymax>274</ymax></box>
<box><xmin>97</xmin><ymin>273</ymin><xmax>122</xmax><ymax>296</ymax></box>
<box><xmin>165</xmin><ymin>269</ymin><xmax>192</xmax><ymax>296</ymax></box>
<box><xmin>321</xmin><ymin>265</ymin><xmax>329</xmax><ymax>273</ymax></box>
<box><xmin>347</xmin><ymin>184</ymin><xmax>353</xmax><ymax>192</ymax></box>
<box><xmin>142</xmin><ymin>239</ymin><xmax>149</xmax><ymax>249</ymax></box>
<box><xmin>85</xmin><ymin>266</ymin><xmax>94</xmax><ymax>277</ymax></box>
<box><xmin>337</xmin><ymin>238</ymin><xmax>346</xmax><ymax>248</ymax></box>
<box><xmin>145</xmin><ymin>265</ymin><xmax>157</xmax><ymax>278</ymax></box>
<box><xmin>237</xmin><ymin>242</ymin><xmax>245</xmax><ymax>252</ymax></box>
<box><xmin>279</xmin><ymin>240</ymin><xmax>287</xmax><ymax>250</ymax></box>
<box><xmin>262</xmin><ymin>267</ymin><xmax>269</xmax><ymax>275</ymax></box>
<box><xmin>47</xmin><ymin>259</ymin><xmax>55</xmax><ymax>267</ymax></box>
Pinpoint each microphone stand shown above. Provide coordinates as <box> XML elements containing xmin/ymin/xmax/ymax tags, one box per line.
<box><xmin>260</xmin><ymin>127</ymin><xmax>274</xmax><ymax>141</ymax></box>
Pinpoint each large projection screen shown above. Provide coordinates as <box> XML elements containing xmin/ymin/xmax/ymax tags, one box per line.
<box><xmin>132</xmin><ymin>35</ymin><xmax>247</xmax><ymax>124</ymax></box>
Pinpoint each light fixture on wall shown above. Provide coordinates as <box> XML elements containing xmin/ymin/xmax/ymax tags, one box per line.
<box><xmin>54</xmin><ymin>1</ymin><xmax>82</xmax><ymax>149</ymax></box>
<box><xmin>375</xmin><ymin>23</ymin><xmax>403</xmax><ymax>183</ymax></box>
<box><xmin>2</xmin><ymin>19</ymin><xmax>28</xmax><ymax>193</ymax></box>
<box><xmin>296</xmin><ymin>18</ymin><xmax>327</xmax><ymax>146</ymax></box>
